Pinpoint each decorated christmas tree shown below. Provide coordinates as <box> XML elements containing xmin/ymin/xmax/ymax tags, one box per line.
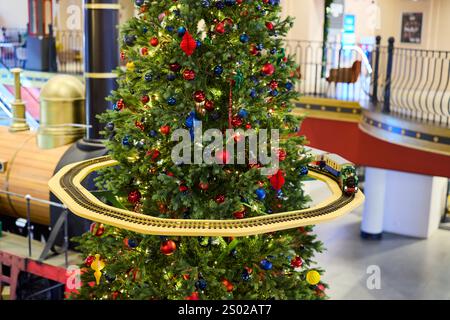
<box><xmin>73</xmin><ymin>0</ymin><xmax>327</xmax><ymax>300</ymax></box>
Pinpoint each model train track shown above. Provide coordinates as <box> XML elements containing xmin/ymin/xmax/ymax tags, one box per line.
<box><xmin>49</xmin><ymin>156</ymin><xmax>365</xmax><ymax>236</ymax></box>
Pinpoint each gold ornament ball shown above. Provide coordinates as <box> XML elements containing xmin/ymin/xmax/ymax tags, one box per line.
<box><xmin>306</xmin><ymin>270</ymin><xmax>321</xmax><ymax>285</ymax></box>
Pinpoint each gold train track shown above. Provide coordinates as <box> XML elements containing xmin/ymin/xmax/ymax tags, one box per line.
<box><xmin>48</xmin><ymin>156</ymin><xmax>365</xmax><ymax>237</ymax></box>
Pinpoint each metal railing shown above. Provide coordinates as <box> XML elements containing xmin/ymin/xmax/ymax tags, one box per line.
<box><xmin>0</xmin><ymin>28</ymin><xmax>27</xmax><ymax>69</ymax></box>
<box><xmin>371</xmin><ymin>36</ymin><xmax>450</xmax><ymax>126</ymax></box>
<box><xmin>0</xmin><ymin>190</ymin><xmax>69</xmax><ymax>267</ymax></box>
<box><xmin>0</xmin><ymin>28</ymin><xmax>83</xmax><ymax>75</ymax></box>
<box><xmin>55</xmin><ymin>30</ymin><xmax>83</xmax><ymax>75</ymax></box>
<box><xmin>285</xmin><ymin>39</ymin><xmax>374</xmax><ymax>102</ymax></box>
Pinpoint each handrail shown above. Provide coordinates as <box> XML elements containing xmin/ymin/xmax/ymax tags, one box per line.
<box><xmin>0</xmin><ymin>189</ymin><xmax>69</xmax><ymax>267</ymax></box>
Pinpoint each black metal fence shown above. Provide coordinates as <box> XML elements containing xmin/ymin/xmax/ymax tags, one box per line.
<box><xmin>285</xmin><ymin>40</ymin><xmax>374</xmax><ymax>101</ymax></box>
<box><xmin>372</xmin><ymin>37</ymin><xmax>450</xmax><ymax>126</ymax></box>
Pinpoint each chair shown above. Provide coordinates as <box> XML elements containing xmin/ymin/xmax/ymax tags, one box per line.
<box><xmin>326</xmin><ymin>60</ymin><xmax>362</xmax><ymax>84</ymax></box>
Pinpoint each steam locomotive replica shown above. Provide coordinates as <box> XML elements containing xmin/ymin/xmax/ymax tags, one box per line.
<box><xmin>308</xmin><ymin>149</ymin><xmax>359</xmax><ymax>196</ymax></box>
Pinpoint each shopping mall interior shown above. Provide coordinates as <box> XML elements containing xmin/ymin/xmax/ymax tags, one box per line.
<box><xmin>0</xmin><ymin>0</ymin><xmax>448</xmax><ymax>301</ymax></box>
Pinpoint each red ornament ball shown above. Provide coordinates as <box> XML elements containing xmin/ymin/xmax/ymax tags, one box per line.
<box><xmin>160</xmin><ymin>240</ymin><xmax>177</xmax><ymax>255</ymax></box>
<box><xmin>291</xmin><ymin>256</ymin><xmax>303</xmax><ymax>268</ymax></box>
<box><xmin>222</xmin><ymin>279</ymin><xmax>234</xmax><ymax>292</ymax></box>
<box><xmin>186</xmin><ymin>292</ymin><xmax>199</xmax><ymax>300</ymax></box>
<box><xmin>277</xmin><ymin>148</ymin><xmax>287</xmax><ymax>161</ymax></box>
<box><xmin>150</xmin><ymin>37</ymin><xmax>159</xmax><ymax>47</ymax></box>
<box><xmin>89</xmin><ymin>222</ymin><xmax>105</xmax><ymax>236</ymax></box>
<box><xmin>231</xmin><ymin>115</ymin><xmax>243</xmax><ymax>127</ymax></box>
<box><xmin>215</xmin><ymin>194</ymin><xmax>225</xmax><ymax>204</ymax></box>
<box><xmin>245</xmin><ymin>123</ymin><xmax>252</xmax><ymax>129</ymax></box>
<box><xmin>262</xmin><ymin>63</ymin><xmax>275</xmax><ymax>76</ymax></box>
<box><xmin>182</xmin><ymin>69</ymin><xmax>196</xmax><ymax>81</ymax></box>
<box><xmin>160</xmin><ymin>125</ymin><xmax>171</xmax><ymax>135</ymax></box>
<box><xmin>141</xmin><ymin>95</ymin><xmax>150</xmax><ymax>104</ymax></box>
<box><xmin>265</xmin><ymin>22</ymin><xmax>274</xmax><ymax>31</ymax></box>
<box><xmin>169</xmin><ymin>63</ymin><xmax>182</xmax><ymax>72</ymax></box>
<box><xmin>215</xmin><ymin>22</ymin><xmax>225</xmax><ymax>34</ymax></box>
<box><xmin>128</xmin><ymin>190</ymin><xmax>141</xmax><ymax>204</ymax></box>
<box><xmin>204</xmin><ymin>100</ymin><xmax>215</xmax><ymax>111</ymax></box>
<box><xmin>140</xmin><ymin>47</ymin><xmax>148</xmax><ymax>56</ymax></box>
<box><xmin>120</xmin><ymin>51</ymin><xmax>126</xmax><ymax>61</ymax></box>
<box><xmin>233</xmin><ymin>209</ymin><xmax>246</xmax><ymax>219</ymax></box>
<box><xmin>179</xmin><ymin>185</ymin><xmax>189</xmax><ymax>193</ymax></box>
<box><xmin>249</xmin><ymin>44</ymin><xmax>258</xmax><ymax>56</ymax></box>
<box><xmin>193</xmin><ymin>90</ymin><xmax>206</xmax><ymax>103</ymax></box>
<box><xmin>85</xmin><ymin>255</ymin><xmax>95</xmax><ymax>267</ymax></box>
<box><xmin>198</xmin><ymin>182</ymin><xmax>209</xmax><ymax>190</ymax></box>
<box><xmin>116</xmin><ymin>99</ymin><xmax>125</xmax><ymax>110</ymax></box>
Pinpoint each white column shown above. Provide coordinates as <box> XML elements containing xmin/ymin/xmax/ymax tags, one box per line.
<box><xmin>382</xmin><ymin>171</ymin><xmax>447</xmax><ymax>238</ymax></box>
<box><xmin>361</xmin><ymin>167</ymin><xmax>387</xmax><ymax>238</ymax></box>
<box><xmin>361</xmin><ymin>167</ymin><xmax>448</xmax><ymax>239</ymax></box>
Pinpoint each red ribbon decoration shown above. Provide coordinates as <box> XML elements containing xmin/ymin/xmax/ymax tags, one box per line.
<box><xmin>269</xmin><ymin>169</ymin><xmax>285</xmax><ymax>191</ymax></box>
<box><xmin>180</xmin><ymin>31</ymin><xmax>196</xmax><ymax>56</ymax></box>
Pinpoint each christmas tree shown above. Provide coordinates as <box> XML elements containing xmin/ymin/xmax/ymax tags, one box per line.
<box><xmin>72</xmin><ymin>0</ymin><xmax>327</xmax><ymax>300</ymax></box>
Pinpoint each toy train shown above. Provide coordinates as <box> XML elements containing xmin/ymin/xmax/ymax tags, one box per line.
<box><xmin>307</xmin><ymin>149</ymin><xmax>359</xmax><ymax>196</ymax></box>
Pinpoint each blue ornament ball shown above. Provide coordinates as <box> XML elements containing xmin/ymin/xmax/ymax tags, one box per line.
<box><xmin>270</xmin><ymin>48</ymin><xmax>277</xmax><ymax>54</ymax></box>
<box><xmin>142</xmin><ymin>26</ymin><xmax>148</xmax><ymax>34</ymax></box>
<box><xmin>285</xmin><ymin>82</ymin><xmax>294</xmax><ymax>91</ymax></box>
<box><xmin>195</xmin><ymin>279</ymin><xmax>207</xmax><ymax>290</ymax></box>
<box><xmin>260</xmin><ymin>259</ymin><xmax>273</xmax><ymax>271</ymax></box>
<box><xmin>144</xmin><ymin>73</ymin><xmax>153</xmax><ymax>82</ymax></box>
<box><xmin>250</xmin><ymin>89</ymin><xmax>257</xmax><ymax>99</ymax></box>
<box><xmin>256</xmin><ymin>188</ymin><xmax>266</xmax><ymax>200</ymax></box>
<box><xmin>177</xmin><ymin>26</ymin><xmax>186</xmax><ymax>37</ymax></box>
<box><xmin>135</xmin><ymin>0</ymin><xmax>145</xmax><ymax>6</ymax></box>
<box><xmin>201</xmin><ymin>0</ymin><xmax>210</xmax><ymax>8</ymax></box>
<box><xmin>167</xmin><ymin>73</ymin><xmax>176</xmax><ymax>81</ymax></box>
<box><xmin>214</xmin><ymin>65</ymin><xmax>224</xmax><ymax>76</ymax></box>
<box><xmin>271</xmin><ymin>89</ymin><xmax>279</xmax><ymax>97</ymax></box>
<box><xmin>166</xmin><ymin>26</ymin><xmax>174</xmax><ymax>32</ymax></box>
<box><xmin>127</xmin><ymin>238</ymin><xmax>139</xmax><ymax>248</ymax></box>
<box><xmin>238</xmin><ymin>109</ymin><xmax>249</xmax><ymax>118</ymax></box>
<box><xmin>256</xmin><ymin>43</ymin><xmax>264</xmax><ymax>51</ymax></box>
<box><xmin>149</xmin><ymin>130</ymin><xmax>157</xmax><ymax>137</ymax></box>
<box><xmin>240</xmin><ymin>34</ymin><xmax>249</xmax><ymax>43</ymax></box>
<box><xmin>167</xmin><ymin>97</ymin><xmax>177</xmax><ymax>106</ymax></box>
<box><xmin>215</xmin><ymin>1</ymin><xmax>225</xmax><ymax>9</ymax></box>
<box><xmin>122</xmin><ymin>136</ymin><xmax>131</xmax><ymax>146</ymax></box>
<box><xmin>196</xmin><ymin>40</ymin><xmax>202</xmax><ymax>47</ymax></box>
<box><xmin>241</xmin><ymin>271</ymin><xmax>251</xmax><ymax>281</ymax></box>
<box><xmin>299</xmin><ymin>166</ymin><xmax>309</xmax><ymax>176</ymax></box>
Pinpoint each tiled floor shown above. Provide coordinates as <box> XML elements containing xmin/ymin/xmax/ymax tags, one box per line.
<box><xmin>314</xmin><ymin>209</ymin><xmax>450</xmax><ymax>300</ymax></box>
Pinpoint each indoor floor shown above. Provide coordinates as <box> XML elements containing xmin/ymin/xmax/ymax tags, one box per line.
<box><xmin>315</xmin><ymin>208</ymin><xmax>450</xmax><ymax>300</ymax></box>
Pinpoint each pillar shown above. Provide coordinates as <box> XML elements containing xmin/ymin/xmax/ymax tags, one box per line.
<box><xmin>361</xmin><ymin>167</ymin><xmax>448</xmax><ymax>239</ymax></box>
<box><xmin>84</xmin><ymin>0</ymin><xmax>120</xmax><ymax>141</ymax></box>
